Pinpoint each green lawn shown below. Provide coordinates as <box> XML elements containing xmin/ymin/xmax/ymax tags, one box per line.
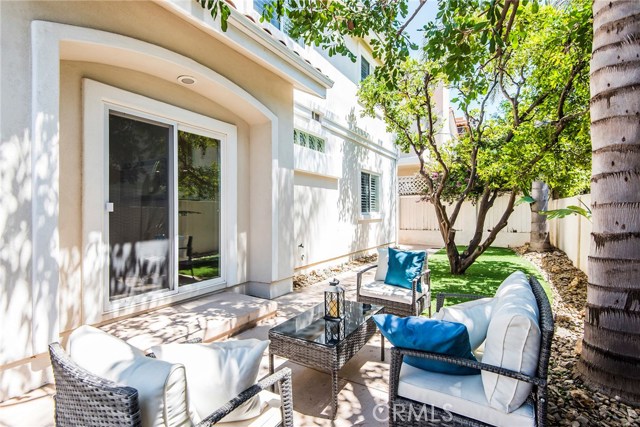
<box><xmin>179</xmin><ymin>265</ymin><xmax>219</xmax><ymax>279</ymax></box>
<box><xmin>427</xmin><ymin>247</ymin><xmax>551</xmax><ymax>314</ymax></box>
<box><xmin>179</xmin><ymin>254</ymin><xmax>220</xmax><ymax>279</ymax></box>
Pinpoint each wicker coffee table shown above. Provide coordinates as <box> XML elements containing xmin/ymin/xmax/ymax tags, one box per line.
<box><xmin>268</xmin><ymin>300</ymin><xmax>383</xmax><ymax>419</ymax></box>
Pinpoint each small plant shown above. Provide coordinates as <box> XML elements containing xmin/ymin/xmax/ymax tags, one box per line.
<box><xmin>541</xmin><ymin>198</ymin><xmax>591</xmax><ymax>221</ymax></box>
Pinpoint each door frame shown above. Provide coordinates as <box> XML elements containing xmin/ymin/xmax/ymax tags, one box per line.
<box><xmin>83</xmin><ymin>79</ymin><xmax>237</xmax><ymax>318</ymax></box>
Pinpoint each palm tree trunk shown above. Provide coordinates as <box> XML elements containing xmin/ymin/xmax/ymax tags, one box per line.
<box><xmin>579</xmin><ymin>0</ymin><xmax>640</xmax><ymax>405</ymax></box>
<box><xmin>530</xmin><ymin>180</ymin><xmax>552</xmax><ymax>252</ymax></box>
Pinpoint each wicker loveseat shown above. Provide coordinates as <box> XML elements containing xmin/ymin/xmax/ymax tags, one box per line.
<box><xmin>49</xmin><ymin>328</ymin><xmax>294</xmax><ymax>427</ymax></box>
<box><xmin>388</xmin><ymin>274</ymin><xmax>553</xmax><ymax>427</ymax></box>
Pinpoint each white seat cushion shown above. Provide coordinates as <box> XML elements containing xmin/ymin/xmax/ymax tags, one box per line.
<box><xmin>434</xmin><ymin>297</ymin><xmax>494</xmax><ymax>350</ymax></box>
<box><xmin>398</xmin><ymin>363</ymin><xmax>535</xmax><ymax>427</ymax></box>
<box><xmin>68</xmin><ymin>325</ymin><xmax>190</xmax><ymax>427</ymax></box>
<box><xmin>151</xmin><ymin>339</ymin><xmax>270</xmax><ymax>423</ymax></box>
<box><xmin>360</xmin><ymin>280</ymin><xmax>423</xmax><ymax>305</ymax></box>
<box><xmin>482</xmin><ymin>271</ymin><xmax>541</xmax><ymax>413</ymax></box>
<box><xmin>375</xmin><ymin>247</ymin><xmax>389</xmax><ymax>281</ymax></box>
<box><xmin>217</xmin><ymin>391</ymin><xmax>282</xmax><ymax>427</ymax></box>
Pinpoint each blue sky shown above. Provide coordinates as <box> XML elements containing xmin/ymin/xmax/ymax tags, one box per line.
<box><xmin>405</xmin><ymin>0</ymin><xmax>438</xmax><ymax>56</ymax></box>
<box><xmin>401</xmin><ymin>1</ymin><xmax>501</xmax><ymax>118</ymax></box>
<box><xmin>403</xmin><ymin>1</ymin><xmax>467</xmax><ymax>116</ymax></box>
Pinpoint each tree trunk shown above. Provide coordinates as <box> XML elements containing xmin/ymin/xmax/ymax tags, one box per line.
<box><xmin>579</xmin><ymin>0</ymin><xmax>640</xmax><ymax>405</ymax></box>
<box><xmin>529</xmin><ymin>180</ymin><xmax>552</xmax><ymax>252</ymax></box>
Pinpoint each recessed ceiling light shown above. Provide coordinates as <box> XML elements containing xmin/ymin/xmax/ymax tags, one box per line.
<box><xmin>177</xmin><ymin>75</ymin><xmax>196</xmax><ymax>85</ymax></box>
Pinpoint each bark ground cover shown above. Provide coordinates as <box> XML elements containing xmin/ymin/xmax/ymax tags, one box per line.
<box><xmin>518</xmin><ymin>246</ymin><xmax>640</xmax><ymax>426</ymax></box>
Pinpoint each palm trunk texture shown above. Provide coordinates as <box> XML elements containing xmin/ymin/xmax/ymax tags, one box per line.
<box><xmin>530</xmin><ymin>180</ymin><xmax>552</xmax><ymax>252</ymax></box>
<box><xmin>579</xmin><ymin>0</ymin><xmax>640</xmax><ymax>404</ymax></box>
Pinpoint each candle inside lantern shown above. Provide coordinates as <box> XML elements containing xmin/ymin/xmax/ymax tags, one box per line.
<box><xmin>324</xmin><ymin>278</ymin><xmax>345</xmax><ymax>320</ymax></box>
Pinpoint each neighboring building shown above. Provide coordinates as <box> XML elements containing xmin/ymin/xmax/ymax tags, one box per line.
<box><xmin>455</xmin><ymin>116</ymin><xmax>469</xmax><ymax>136</ymax></box>
<box><xmin>0</xmin><ymin>0</ymin><xmax>397</xmax><ymax>400</ymax></box>
<box><xmin>397</xmin><ymin>85</ymin><xmax>457</xmax><ymax>177</ymax></box>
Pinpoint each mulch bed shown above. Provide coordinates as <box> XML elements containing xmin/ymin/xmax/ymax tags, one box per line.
<box><xmin>292</xmin><ymin>254</ymin><xmax>376</xmax><ymax>290</ymax></box>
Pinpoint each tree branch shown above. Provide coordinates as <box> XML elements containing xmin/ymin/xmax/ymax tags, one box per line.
<box><xmin>397</xmin><ymin>0</ymin><xmax>428</xmax><ymax>37</ymax></box>
<box><xmin>461</xmin><ymin>188</ymin><xmax>518</xmax><ymax>270</ymax></box>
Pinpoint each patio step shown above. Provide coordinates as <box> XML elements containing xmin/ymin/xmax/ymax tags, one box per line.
<box><xmin>99</xmin><ymin>292</ymin><xmax>277</xmax><ymax>350</ymax></box>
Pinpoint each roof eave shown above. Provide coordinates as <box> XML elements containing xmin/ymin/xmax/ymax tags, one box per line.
<box><xmin>156</xmin><ymin>0</ymin><xmax>334</xmax><ymax>98</ymax></box>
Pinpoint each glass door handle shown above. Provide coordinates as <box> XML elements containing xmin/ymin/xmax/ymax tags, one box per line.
<box><xmin>106</xmin><ymin>202</ymin><xmax>114</xmax><ymax>213</ymax></box>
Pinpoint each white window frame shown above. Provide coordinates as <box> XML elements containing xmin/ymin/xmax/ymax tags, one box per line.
<box><xmin>360</xmin><ymin>170</ymin><xmax>381</xmax><ymax>217</ymax></box>
<box><xmin>83</xmin><ymin>79</ymin><xmax>238</xmax><ymax>316</ymax></box>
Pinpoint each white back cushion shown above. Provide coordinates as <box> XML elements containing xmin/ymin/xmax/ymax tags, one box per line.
<box><xmin>68</xmin><ymin>325</ymin><xmax>190</xmax><ymax>427</ymax></box>
<box><xmin>151</xmin><ymin>339</ymin><xmax>269</xmax><ymax>422</ymax></box>
<box><xmin>375</xmin><ymin>247</ymin><xmax>389</xmax><ymax>281</ymax></box>
<box><xmin>434</xmin><ymin>297</ymin><xmax>494</xmax><ymax>350</ymax></box>
<box><xmin>482</xmin><ymin>273</ymin><xmax>541</xmax><ymax>413</ymax></box>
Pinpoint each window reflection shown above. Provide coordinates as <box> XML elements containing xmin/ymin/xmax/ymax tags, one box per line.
<box><xmin>177</xmin><ymin>131</ymin><xmax>221</xmax><ymax>286</ymax></box>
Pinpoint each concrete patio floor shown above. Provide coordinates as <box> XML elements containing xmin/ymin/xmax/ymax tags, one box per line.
<box><xmin>0</xmin><ymin>262</ymin><xmax>393</xmax><ymax>427</ymax></box>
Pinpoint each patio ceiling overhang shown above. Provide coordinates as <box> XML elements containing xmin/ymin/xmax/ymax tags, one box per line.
<box><xmin>157</xmin><ymin>0</ymin><xmax>335</xmax><ymax>98</ymax></box>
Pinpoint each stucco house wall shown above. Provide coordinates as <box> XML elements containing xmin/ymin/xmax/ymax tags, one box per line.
<box><xmin>292</xmin><ymin>51</ymin><xmax>398</xmax><ymax>270</ymax></box>
<box><xmin>0</xmin><ymin>0</ymin><xmax>334</xmax><ymax>400</ymax></box>
<box><xmin>0</xmin><ymin>0</ymin><xmax>397</xmax><ymax>401</ymax></box>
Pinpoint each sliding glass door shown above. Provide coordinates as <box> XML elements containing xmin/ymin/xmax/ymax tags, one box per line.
<box><xmin>106</xmin><ymin>112</ymin><xmax>223</xmax><ymax>303</ymax></box>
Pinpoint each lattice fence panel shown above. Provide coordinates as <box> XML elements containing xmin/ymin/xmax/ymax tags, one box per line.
<box><xmin>398</xmin><ymin>175</ymin><xmax>428</xmax><ymax>196</ymax></box>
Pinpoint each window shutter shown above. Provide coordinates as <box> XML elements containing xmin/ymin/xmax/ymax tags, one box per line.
<box><xmin>371</xmin><ymin>175</ymin><xmax>379</xmax><ymax>212</ymax></box>
<box><xmin>361</xmin><ymin>58</ymin><xmax>370</xmax><ymax>81</ymax></box>
<box><xmin>361</xmin><ymin>172</ymin><xmax>370</xmax><ymax>213</ymax></box>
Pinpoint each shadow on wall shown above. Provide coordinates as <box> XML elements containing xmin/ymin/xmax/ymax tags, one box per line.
<box><xmin>293</xmin><ymin>172</ymin><xmax>339</xmax><ymax>268</ymax></box>
<box><xmin>0</xmin><ymin>129</ymin><xmax>57</xmax><ymax>399</ymax></box>
<box><xmin>338</xmin><ymin>131</ymin><xmax>392</xmax><ymax>257</ymax></box>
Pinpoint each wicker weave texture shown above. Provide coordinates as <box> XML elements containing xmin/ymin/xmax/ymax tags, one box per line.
<box><xmin>268</xmin><ymin>312</ymin><xmax>379</xmax><ymax>419</ymax></box>
<box><xmin>388</xmin><ymin>276</ymin><xmax>554</xmax><ymax>427</ymax></box>
<box><xmin>49</xmin><ymin>342</ymin><xmax>294</xmax><ymax>427</ymax></box>
<box><xmin>356</xmin><ymin>265</ymin><xmax>432</xmax><ymax>317</ymax></box>
<box><xmin>49</xmin><ymin>343</ymin><xmax>142</xmax><ymax>427</ymax></box>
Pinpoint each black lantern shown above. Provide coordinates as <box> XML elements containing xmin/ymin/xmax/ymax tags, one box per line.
<box><xmin>325</xmin><ymin>318</ymin><xmax>346</xmax><ymax>344</ymax></box>
<box><xmin>324</xmin><ymin>278</ymin><xmax>345</xmax><ymax>320</ymax></box>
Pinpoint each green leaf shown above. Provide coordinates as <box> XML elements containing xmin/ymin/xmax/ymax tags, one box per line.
<box><xmin>516</xmin><ymin>196</ymin><xmax>535</xmax><ymax>206</ymax></box>
<box><xmin>540</xmin><ymin>206</ymin><xmax>591</xmax><ymax>221</ymax></box>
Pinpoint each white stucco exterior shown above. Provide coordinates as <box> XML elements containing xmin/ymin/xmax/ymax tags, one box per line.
<box><xmin>0</xmin><ymin>0</ymin><xmax>397</xmax><ymax>400</ymax></box>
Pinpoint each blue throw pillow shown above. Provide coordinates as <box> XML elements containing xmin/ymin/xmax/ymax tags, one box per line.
<box><xmin>373</xmin><ymin>314</ymin><xmax>480</xmax><ymax>375</ymax></box>
<box><xmin>384</xmin><ymin>248</ymin><xmax>426</xmax><ymax>292</ymax></box>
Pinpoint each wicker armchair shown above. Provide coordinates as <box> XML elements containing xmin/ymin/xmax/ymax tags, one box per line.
<box><xmin>356</xmin><ymin>263</ymin><xmax>431</xmax><ymax>317</ymax></box>
<box><xmin>49</xmin><ymin>342</ymin><xmax>294</xmax><ymax>427</ymax></box>
<box><xmin>388</xmin><ymin>276</ymin><xmax>554</xmax><ymax>427</ymax></box>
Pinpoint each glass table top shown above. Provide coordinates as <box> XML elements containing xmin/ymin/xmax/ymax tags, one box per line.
<box><xmin>269</xmin><ymin>300</ymin><xmax>383</xmax><ymax>347</ymax></box>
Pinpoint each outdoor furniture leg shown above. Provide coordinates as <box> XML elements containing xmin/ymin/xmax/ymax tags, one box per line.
<box><xmin>331</xmin><ymin>369</ymin><xmax>338</xmax><ymax>420</ymax></box>
<box><xmin>269</xmin><ymin>352</ymin><xmax>276</xmax><ymax>393</ymax></box>
<box><xmin>380</xmin><ymin>332</ymin><xmax>385</xmax><ymax>362</ymax></box>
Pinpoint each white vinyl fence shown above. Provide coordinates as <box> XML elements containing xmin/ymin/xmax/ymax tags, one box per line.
<box><xmin>548</xmin><ymin>194</ymin><xmax>591</xmax><ymax>274</ymax></box>
<box><xmin>398</xmin><ymin>191</ymin><xmax>591</xmax><ymax>274</ymax></box>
